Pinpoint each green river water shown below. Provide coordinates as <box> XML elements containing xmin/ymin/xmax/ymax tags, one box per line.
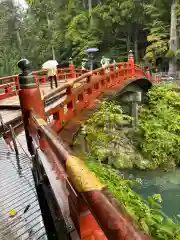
<box><xmin>123</xmin><ymin>169</ymin><xmax>180</xmax><ymax>219</ymax></box>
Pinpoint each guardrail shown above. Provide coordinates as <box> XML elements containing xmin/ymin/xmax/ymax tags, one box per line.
<box><xmin>43</xmin><ymin>63</ymin><xmax>149</xmax><ymax>133</ymax></box>
<box><xmin>0</xmin><ymin>66</ymin><xmax>87</xmax><ymax>100</ymax></box>
<box><xmin>28</xmin><ymin>111</ymin><xmax>151</xmax><ymax>239</ymax></box>
<box><xmin>0</xmin><ymin>63</ymin><xmax>156</xmax><ymax>102</ymax></box>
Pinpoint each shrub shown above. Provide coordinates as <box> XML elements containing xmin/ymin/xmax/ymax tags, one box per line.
<box><xmin>137</xmin><ymin>84</ymin><xmax>180</xmax><ymax>168</ymax></box>
<box><xmin>87</xmin><ymin>161</ymin><xmax>180</xmax><ymax>239</ymax></box>
<box><xmin>165</xmin><ymin>49</ymin><xmax>175</xmax><ymax>59</ymax></box>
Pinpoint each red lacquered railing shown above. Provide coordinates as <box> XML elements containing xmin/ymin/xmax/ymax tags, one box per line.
<box><xmin>27</xmin><ymin>110</ymin><xmax>151</xmax><ymax>239</ymax></box>
<box><xmin>43</xmin><ymin>63</ymin><xmax>150</xmax><ymax>133</ymax></box>
<box><xmin>0</xmin><ymin>66</ymin><xmax>84</xmax><ymax>100</ymax></box>
<box><xmin>0</xmin><ymin>63</ymin><xmax>152</xmax><ymax>101</ymax></box>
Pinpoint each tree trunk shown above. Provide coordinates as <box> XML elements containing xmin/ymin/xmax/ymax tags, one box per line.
<box><xmin>88</xmin><ymin>0</ymin><xmax>93</xmax><ymax>27</ymax></box>
<box><xmin>168</xmin><ymin>0</ymin><xmax>178</xmax><ymax>77</ymax></box>
<box><xmin>127</xmin><ymin>31</ymin><xmax>131</xmax><ymax>54</ymax></box>
<box><xmin>83</xmin><ymin>0</ymin><xmax>85</xmax><ymax>8</ymax></box>
<box><xmin>16</xmin><ymin>30</ymin><xmax>24</xmax><ymax>58</ymax></box>
<box><xmin>134</xmin><ymin>30</ymin><xmax>139</xmax><ymax>63</ymax></box>
<box><xmin>47</xmin><ymin>16</ymin><xmax>56</xmax><ymax>60</ymax></box>
<box><xmin>52</xmin><ymin>46</ymin><xmax>56</xmax><ymax>60</ymax></box>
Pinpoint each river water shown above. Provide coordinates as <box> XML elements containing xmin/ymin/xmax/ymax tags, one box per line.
<box><xmin>122</xmin><ymin>168</ymin><xmax>180</xmax><ymax>219</ymax></box>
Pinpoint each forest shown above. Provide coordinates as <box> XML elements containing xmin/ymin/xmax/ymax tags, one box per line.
<box><xmin>1</xmin><ymin>1</ymin><xmax>180</xmax><ymax>238</ymax></box>
<box><xmin>0</xmin><ymin>0</ymin><xmax>180</xmax><ymax>76</ymax></box>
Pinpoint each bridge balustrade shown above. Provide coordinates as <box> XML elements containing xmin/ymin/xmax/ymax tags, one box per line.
<box><xmin>27</xmin><ymin>110</ymin><xmax>151</xmax><ymax>239</ymax></box>
<box><xmin>0</xmin><ymin>66</ymin><xmax>85</xmax><ymax>100</ymax></box>
<box><xmin>0</xmin><ymin>75</ymin><xmax>19</xmax><ymax>100</ymax></box>
<box><xmin>43</xmin><ymin>63</ymin><xmax>149</xmax><ymax>133</ymax></box>
<box><xmin>1</xmin><ymin>56</ymin><xmax>152</xmax><ymax>239</ymax></box>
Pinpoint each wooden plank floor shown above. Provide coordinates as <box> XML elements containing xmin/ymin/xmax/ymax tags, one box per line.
<box><xmin>0</xmin><ymin>110</ymin><xmax>21</xmax><ymax>123</ymax></box>
<box><xmin>0</xmin><ymin>137</ymin><xmax>47</xmax><ymax>240</ymax></box>
<box><xmin>0</xmin><ymin>78</ymin><xmax>82</xmax><ymax>109</ymax></box>
<box><xmin>0</xmin><ymin>78</ymin><xmax>85</xmax><ymax>127</ymax></box>
<box><xmin>0</xmin><ymin>83</ymin><xmax>55</xmax><ymax>108</ymax></box>
<box><xmin>0</xmin><ymin>81</ymin><xmax>67</xmax><ymax>127</ymax></box>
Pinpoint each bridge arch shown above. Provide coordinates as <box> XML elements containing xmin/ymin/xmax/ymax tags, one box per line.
<box><xmin>56</xmin><ymin>75</ymin><xmax>152</xmax><ymax>144</ymax></box>
<box><xmin>109</xmin><ymin>78</ymin><xmax>152</xmax><ymax>120</ymax></box>
<box><xmin>108</xmin><ymin>78</ymin><xmax>152</xmax><ymax>100</ymax></box>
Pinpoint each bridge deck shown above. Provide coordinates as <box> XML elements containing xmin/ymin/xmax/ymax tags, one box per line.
<box><xmin>0</xmin><ymin>83</ymin><xmax>53</xmax><ymax>108</ymax></box>
<box><xmin>0</xmin><ymin>137</ymin><xmax>47</xmax><ymax>240</ymax></box>
<box><xmin>0</xmin><ymin>83</ymin><xmax>61</xmax><ymax>128</ymax></box>
<box><xmin>0</xmin><ymin>78</ymin><xmax>84</xmax><ymax>128</ymax></box>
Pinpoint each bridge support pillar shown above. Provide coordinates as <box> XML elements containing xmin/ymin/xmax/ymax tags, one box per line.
<box><xmin>78</xmin><ymin>127</ymin><xmax>88</xmax><ymax>153</ymax></box>
<box><xmin>131</xmin><ymin>102</ymin><xmax>139</xmax><ymax>127</ymax></box>
<box><xmin>118</xmin><ymin>90</ymin><xmax>142</xmax><ymax>127</ymax></box>
<box><xmin>18</xmin><ymin>59</ymin><xmax>45</xmax><ymax>154</ymax></box>
<box><xmin>131</xmin><ymin>91</ymin><xmax>141</xmax><ymax>127</ymax></box>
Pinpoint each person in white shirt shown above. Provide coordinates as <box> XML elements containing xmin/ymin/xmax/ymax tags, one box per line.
<box><xmin>100</xmin><ymin>56</ymin><xmax>106</xmax><ymax>68</ymax></box>
<box><xmin>81</xmin><ymin>58</ymin><xmax>88</xmax><ymax>73</ymax></box>
<box><xmin>48</xmin><ymin>67</ymin><xmax>58</xmax><ymax>89</ymax></box>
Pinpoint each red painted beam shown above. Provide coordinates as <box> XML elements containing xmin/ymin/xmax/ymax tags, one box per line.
<box><xmin>30</xmin><ymin>112</ymin><xmax>151</xmax><ymax>240</ymax></box>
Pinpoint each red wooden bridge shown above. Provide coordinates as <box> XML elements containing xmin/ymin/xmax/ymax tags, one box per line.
<box><xmin>0</xmin><ymin>54</ymin><xmax>159</xmax><ymax>240</ymax></box>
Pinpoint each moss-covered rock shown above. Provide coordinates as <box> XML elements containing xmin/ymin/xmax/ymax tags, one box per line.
<box><xmin>112</xmin><ymin>154</ymin><xmax>134</xmax><ymax>169</ymax></box>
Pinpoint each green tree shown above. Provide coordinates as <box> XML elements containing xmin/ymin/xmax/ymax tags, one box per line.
<box><xmin>144</xmin><ymin>1</ymin><xmax>170</xmax><ymax>65</ymax></box>
<box><xmin>168</xmin><ymin>0</ymin><xmax>178</xmax><ymax>77</ymax></box>
<box><xmin>138</xmin><ymin>84</ymin><xmax>180</xmax><ymax>169</ymax></box>
<box><xmin>0</xmin><ymin>0</ymin><xmax>22</xmax><ymax>75</ymax></box>
<box><xmin>0</xmin><ymin>0</ymin><xmax>179</xmax><ymax>75</ymax></box>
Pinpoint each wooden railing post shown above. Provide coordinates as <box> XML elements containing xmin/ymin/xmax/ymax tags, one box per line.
<box><xmin>146</xmin><ymin>69</ymin><xmax>151</xmax><ymax>81</ymax></box>
<box><xmin>18</xmin><ymin>59</ymin><xmax>46</xmax><ymax>154</ymax></box>
<box><xmin>69</xmin><ymin>58</ymin><xmax>76</xmax><ymax>79</ymax></box>
<box><xmin>15</xmin><ymin>75</ymin><xmax>20</xmax><ymax>90</ymax></box>
<box><xmin>128</xmin><ymin>50</ymin><xmax>135</xmax><ymax>75</ymax></box>
<box><xmin>31</xmin><ymin>118</ymin><xmax>151</xmax><ymax>240</ymax></box>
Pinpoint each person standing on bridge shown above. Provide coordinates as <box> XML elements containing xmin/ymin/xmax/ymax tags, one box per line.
<box><xmin>42</xmin><ymin>60</ymin><xmax>58</xmax><ymax>89</ymax></box>
<box><xmin>81</xmin><ymin>58</ymin><xmax>88</xmax><ymax>73</ymax></box>
<box><xmin>48</xmin><ymin>67</ymin><xmax>58</xmax><ymax>89</ymax></box>
<box><xmin>101</xmin><ymin>56</ymin><xmax>106</xmax><ymax>68</ymax></box>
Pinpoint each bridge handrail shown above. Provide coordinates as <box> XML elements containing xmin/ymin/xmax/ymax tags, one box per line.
<box><xmin>0</xmin><ymin>66</ymin><xmax>78</xmax><ymax>100</ymax></box>
<box><xmin>0</xmin><ymin>63</ymin><xmax>146</xmax><ymax>84</ymax></box>
<box><xmin>44</xmin><ymin>63</ymin><xmax>148</xmax><ymax>101</ymax></box>
<box><xmin>42</xmin><ymin>63</ymin><xmax>150</xmax><ymax>134</ymax></box>
<box><xmin>29</xmin><ymin>111</ymin><xmax>151</xmax><ymax>239</ymax></box>
<box><xmin>0</xmin><ymin>63</ymin><xmax>150</xmax><ymax>102</ymax></box>
<box><xmin>0</xmin><ymin>74</ymin><xmax>18</xmax><ymax>81</ymax></box>
<box><xmin>0</xmin><ymin>67</ymin><xmax>85</xmax><ymax>83</ymax></box>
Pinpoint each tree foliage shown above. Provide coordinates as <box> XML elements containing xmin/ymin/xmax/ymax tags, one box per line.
<box><xmin>77</xmin><ymin>85</ymin><xmax>180</xmax><ymax>171</ymax></box>
<box><xmin>82</xmin><ymin>102</ymin><xmax>131</xmax><ymax>163</ymax></box>
<box><xmin>0</xmin><ymin>0</ymin><xmax>178</xmax><ymax>75</ymax></box>
<box><xmin>138</xmin><ymin>84</ymin><xmax>180</xmax><ymax>169</ymax></box>
<box><xmin>87</xmin><ymin>161</ymin><xmax>180</xmax><ymax>239</ymax></box>
<box><xmin>0</xmin><ymin>0</ymin><xmax>179</xmax><ymax>75</ymax></box>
